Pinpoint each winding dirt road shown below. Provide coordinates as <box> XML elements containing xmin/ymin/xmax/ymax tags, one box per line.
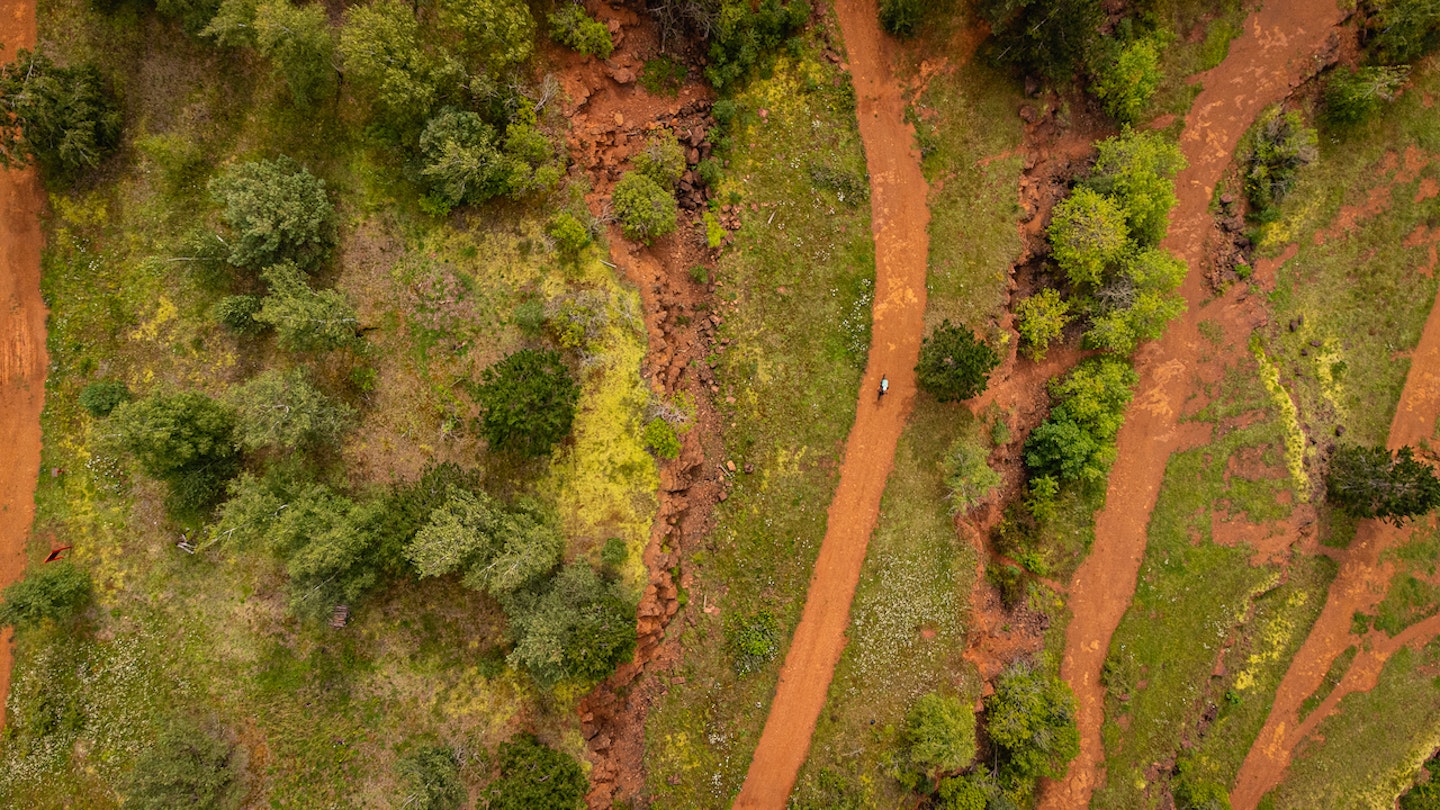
<box><xmin>1230</xmin><ymin>268</ymin><xmax>1440</xmax><ymax>807</ymax></box>
<box><xmin>0</xmin><ymin>0</ymin><xmax>46</xmax><ymax>730</ymax></box>
<box><xmin>730</xmin><ymin>0</ymin><xmax>929</xmax><ymax>804</ymax></box>
<box><xmin>1038</xmin><ymin>1</ymin><xmax>1347</xmax><ymax>806</ymax></box>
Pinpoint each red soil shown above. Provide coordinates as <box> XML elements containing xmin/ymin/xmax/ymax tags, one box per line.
<box><xmin>0</xmin><ymin>0</ymin><xmax>46</xmax><ymax>730</ymax></box>
<box><xmin>731</xmin><ymin>0</ymin><xmax>931</xmax><ymax>803</ymax></box>
<box><xmin>1037</xmin><ymin>1</ymin><xmax>1349</xmax><ymax>806</ymax></box>
<box><xmin>1230</xmin><ymin>256</ymin><xmax>1440</xmax><ymax>808</ymax></box>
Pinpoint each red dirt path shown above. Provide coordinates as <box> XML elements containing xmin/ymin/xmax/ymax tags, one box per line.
<box><xmin>1038</xmin><ymin>1</ymin><xmax>1348</xmax><ymax>806</ymax></box>
<box><xmin>730</xmin><ymin>0</ymin><xmax>930</xmax><ymax>803</ymax></box>
<box><xmin>1229</xmin><ymin>262</ymin><xmax>1440</xmax><ymax>807</ymax></box>
<box><xmin>0</xmin><ymin>0</ymin><xmax>46</xmax><ymax>730</ymax></box>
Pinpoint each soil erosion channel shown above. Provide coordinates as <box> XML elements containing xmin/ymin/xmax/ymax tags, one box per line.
<box><xmin>0</xmin><ymin>0</ymin><xmax>47</xmax><ymax>731</ymax></box>
<box><xmin>1038</xmin><ymin>0</ymin><xmax>1347</xmax><ymax>806</ymax></box>
<box><xmin>731</xmin><ymin>0</ymin><xmax>929</xmax><ymax>804</ymax></box>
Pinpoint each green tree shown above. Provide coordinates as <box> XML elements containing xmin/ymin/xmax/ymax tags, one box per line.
<box><xmin>979</xmin><ymin>0</ymin><xmax>1103</xmax><ymax>80</ymax></box>
<box><xmin>548</xmin><ymin>211</ymin><xmax>592</xmax><ymax>256</ymax></box>
<box><xmin>944</xmin><ymin>438</ymin><xmax>1002</xmax><ymax>514</ymax></box>
<box><xmin>417</xmin><ymin>108</ymin><xmax>508</xmax><ymax>207</ymax></box>
<box><xmin>123</xmin><ymin>719</ymin><xmax>238</xmax><ymax>810</ymax></box>
<box><xmin>213</xmin><ymin>294</ymin><xmax>266</xmax><ymax>334</ymax></box>
<box><xmin>1082</xmin><ymin>130</ymin><xmax>1185</xmax><ymax>247</ymax></box>
<box><xmin>612</xmin><ymin>170</ymin><xmax>678</xmax><ymax>243</ymax></box>
<box><xmin>984</xmin><ymin>660</ymin><xmax>1080</xmax><ymax>781</ymax></box>
<box><xmin>79</xmin><ymin>379</ymin><xmax>132</xmax><ymax>417</ymax></box>
<box><xmin>229</xmin><ymin>367</ymin><xmax>356</xmax><ymax>451</ymax></box>
<box><xmin>472</xmin><ymin>348</ymin><xmax>580</xmax><ymax>456</ymax></box>
<box><xmin>254</xmin><ymin>0</ymin><xmax>336</xmax><ymax>107</ymax></box>
<box><xmin>406</xmin><ymin>490</ymin><xmax>563</xmax><ymax>596</ymax></box>
<box><xmin>633</xmin><ymin>131</ymin><xmax>686</xmax><ymax>188</ymax></box>
<box><xmin>338</xmin><ymin>0</ymin><xmax>461</xmax><ymax>130</ymax></box>
<box><xmin>0</xmin><ymin>51</ymin><xmax>122</xmax><ymax>180</ymax></box>
<box><xmin>256</xmin><ymin>263</ymin><xmax>360</xmax><ymax>351</ymax></box>
<box><xmin>437</xmin><ymin>0</ymin><xmax>535</xmax><ymax>72</ymax></box>
<box><xmin>202</xmin><ymin>0</ymin><xmax>261</xmax><ymax>46</ymax></box>
<box><xmin>1084</xmin><ymin>247</ymin><xmax>1187</xmax><ymax>355</ymax></box>
<box><xmin>209</xmin><ymin>156</ymin><xmax>336</xmax><ymax>271</ymax></box>
<box><xmin>697</xmin><ymin>0</ymin><xmax>811</xmax><ymax>89</ymax></box>
<box><xmin>1048</xmin><ymin>187</ymin><xmax>1129</xmax><ymax>287</ymax></box>
<box><xmin>397</xmin><ymin>745</ymin><xmax>465</xmax><ymax>810</ymax></box>
<box><xmin>1327</xmin><ymin>444</ymin><xmax>1440</xmax><ymax>525</ymax></box>
<box><xmin>1324</xmin><ymin>65</ymin><xmax>1410</xmax><ymax>127</ymax></box>
<box><xmin>903</xmin><ymin>693</ymin><xmax>977</xmax><ymax>788</ymax></box>
<box><xmin>1370</xmin><ymin>0</ymin><xmax>1440</xmax><ymax>64</ymax></box>
<box><xmin>1091</xmin><ymin>37</ymin><xmax>1163</xmax><ymax>124</ymax></box>
<box><xmin>1243</xmin><ymin>108</ymin><xmax>1317</xmax><ymax>214</ymax></box>
<box><xmin>504</xmin><ymin>562</ymin><xmax>636</xmax><ymax>685</ymax></box>
<box><xmin>269</xmin><ymin>486</ymin><xmax>386</xmax><ymax>617</ymax></box>
<box><xmin>548</xmin><ymin>4</ymin><xmax>614</xmax><ymax>58</ymax></box>
<box><xmin>1014</xmin><ymin>288</ymin><xmax>1070</xmax><ymax>361</ymax></box>
<box><xmin>915</xmin><ymin>320</ymin><xmax>1000</xmax><ymax>402</ymax></box>
<box><xmin>1024</xmin><ymin>357</ymin><xmax>1137</xmax><ymax>482</ymax></box>
<box><xmin>485</xmin><ymin>733</ymin><xmax>587</xmax><ymax>810</ymax></box>
<box><xmin>0</xmin><ymin>562</ymin><xmax>92</xmax><ymax>630</ymax></box>
<box><xmin>112</xmin><ymin>391</ymin><xmax>241</xmax><ymax>512</ymax></box>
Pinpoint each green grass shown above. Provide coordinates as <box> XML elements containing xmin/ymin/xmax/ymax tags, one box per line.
<box><xmin>642</xmin><ymin>19</ymin><xmax>877</xmax><ymax>807</ymax></box>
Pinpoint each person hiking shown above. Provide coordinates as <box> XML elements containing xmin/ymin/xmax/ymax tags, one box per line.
<box><xmin>878</xmin><ymin>374</ymin><xmax>889</xmax><ymax>399</ymax></box>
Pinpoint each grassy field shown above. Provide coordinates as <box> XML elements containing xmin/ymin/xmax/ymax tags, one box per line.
<box><xmin>641</xmin><ymin>15</ymin><xmax>879</xmax><ymax>806</ymax></box>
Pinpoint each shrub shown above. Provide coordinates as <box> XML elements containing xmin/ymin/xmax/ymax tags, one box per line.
<box><xmin>472</xmin><ymin>348</ymin><xmax>580</xmax><ymax>456</ymax></box>
<box><xmin>485</xmin><ymin>733</ymin><xmax>587</xmax><ymax>810</ymax></box>
<box><xmin>209</xmin><ymin>156</ymin><xmax>336</xmax><ymax>272</ymax></box>
<box><xmin>79</xmin><ymin>379</ymin><xmax>131</xmax><ymax>417</ymax></box>
<box><xmin>0</xmin><ymin>51</ymin><xmax>122</xmax><ymax>181</ymax></box>
<box><xmin>725</xmin><ymin>610</ymin><xmax>781</xmax><ymax>674</ymax></box>
<box><xmin>504</xmin><ymin>562</ymin><xmax>636</xmax><ymax>685</ymax></box>
<box><xmin>548</xmin><ymin>3</ymin><xmax>614</xmax><ymax>58</ymax></box>
<box><xmin>256</xmin><ymin>263</ymin><xmax>360</xmax><ymax>352</ymax></box>
<box><xmin>229</xmin><ymin>367</ymin><xmax>356</xmax><ymax>451</ymax></box>
<box><xmin>634</xmin><ymin>131</ymin><xmax>687</xmax><ymax>188</ymax></box>
<box><xmin>1242</xmin><ymin>108</ymin><xmax>1317</xmax><ymax>215</ymax></box>
<box><xmin>212</xmin><ymin>294</ymin><xmax>266</xmax><ymax>334</ymax></box>
<box><xmin>944</xmin><ymin>438</ymin><xmax>1001</xmax><ymax>515</ymax></box>
<box><xmin>1091</xmin><ymin>36</ymin><xmax>1163</xmax><ymax>124</ymax></box>
<box><xmin>612</xmin><ymin>171</ymin><xmax>678</xmax><ymax>243</ymax></box>
<box><xmin>397</xmin><ymin>745</ymin><xmax>465</xmax><ymax>810</ymax></box>
<box><xmin>916</xmin><ymin>321</ymin><xmax>1000</xmax><ymax>402</ymax></box>
<box><xmin>1326</xmin><ymin>443</ymin><xmax>1440</xmax><ymax>525</ymax></box>
<box><xmin>112</xmin><ymin>391</ymin><xmax>240</xmax><ymax>513</ymax></box>
<box><xmin>903</xmin><ymin>693</ymin><xmax>977</xmax><ymax>786</ymax></box>
<box><xmin>548</xmin><ymin>211</ymin><xmax>592</xmax><ymax>256</ymax></box>
<box><xmin>123</xmin><ymin>719</ymin><xmax>238</xmax><ymax>810</ymax></box>
<box><xmin>642</xmin><ymin>417</ymin><xmax>682</xmax><ymax>459</ymax></box>
<box><xmin>1324</xmin><ymin>65</ymin><xmax>1409</xmax><ymax>127</ymax></box>
<box><xmin>984</xmin><ymin>659</ymin><xmax>1080</xmax><ymax>781</ymax></box>
<box><xmin>1014</xmin><ymin>288</ymin><xmax>1070</xmax><ymax>361</ymax></box>
<box><xmin>880</xmin><ymin>0</ymin><xmax>930</xmax><ymax>37</ymax></box>
<box><xmin>1173</xmin><ymin>776</ymin><xmax>1232</xmax><ymax>810</ymax></box>
<box><xmin>698</xmin><ymin>0</ymin><xmax>811</xmax><ymax>89</ymax></box>
<box><xmin>0</xmin><ymin>562</ymin><xmax>92</xmax><ymax>630</ymax></box>
<box><xmin>1047</xmin><ymin>187</ymin><xmax>1129</xmax><ymax>287</ymax></box>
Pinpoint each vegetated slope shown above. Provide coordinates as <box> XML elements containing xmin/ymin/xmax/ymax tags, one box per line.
<box><xmin>0</xmin><ymin>0</ymin><xmax>45</xmax><ymax>731</ymax></box>
<box><xmin>1040</xmin><ymin>0</ymin><xmax>1349</xmax><ymax>805</ymax></box>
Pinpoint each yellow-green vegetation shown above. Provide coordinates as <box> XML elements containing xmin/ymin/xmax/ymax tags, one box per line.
<box><xmin>643</xmin><ymin>19</ymin><xmax>878</xmax><ymax>806</ymax></box>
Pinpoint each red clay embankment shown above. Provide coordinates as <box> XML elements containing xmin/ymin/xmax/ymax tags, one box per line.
<box><xmin>730</xmin><ymin>0</ymin><xmax>930</xmax><ymax>804</ymax></box>
<box><xmin>0</xmin><ymin>0</ymin><xmax>47</xmax><ymax>731</ymax></box>
<box><xmin>1038</xmin><ymin>2</ymin><xmax>1348</xmax><ymax>806</ymax></box>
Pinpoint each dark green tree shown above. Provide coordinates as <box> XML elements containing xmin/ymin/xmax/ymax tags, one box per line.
<box><xmin>123</xmin><ymin>718</ymin><xmax>238</xmax><ymax>810</ymax></box>
<box><xmin>983</xmin><ymin>660</ymin><xmax>1080</xmax><ymax>781</ymax></box>
<box><xmin>265</xmin><ymin>484</ymin><xmax>387</xmax><ymax>618</ymax></box>
<box><xmin>0</xmin><ymin>51</ymin><xmax>122</xmax><ymax>180</ymax></box>
<box><xmin>0</xmin><ymin>562</ymin><xmax>92</xmax><ymax>630</ymax></box>
<box><xmin>1024</xmin><ymin>357</ymin><xmax>1137</xmax><ymax>483</ymax></box>
<box><xmin>903</xmin><ymin>693</ymin><xmax>977</xmax><ymax>789</ymax></box>
<box><xmin>397</xmin><ymin>745</ymin><xmax>465</xmax><ymax>810</ymax></box>
<box><xmin>485</xmin><ymin>733</ymin><xmax>587</xmax><ymax>810</ymax></box>
<box><xmin>1327</xmin><ymin>444</ymin><xmax>1440</xmax><ymax>525</ymax></box>
<box><xmin>229</xmin><ymin>367</ymin><xmax>356</xmax><ymax>451</ymax></box>
<box><xmin>256</xmin><ymin>263</ymin><xmax>360</xmax><ymax>352</ymax></box>
<box><xmin>1370</xmin><ymin>0</ymin><xmax>1440</xmax><ymax>64</ymax></box>
<box><xmin>504</xmin><ymin>562</ymin><xmax>636</xmax><ymax>686</ymax></box>
<box><xmin>79</xmin><ymin>379</ymin><xmax>132</xmax><ymax>417</ymax></box>
<box><xmin>979</xmin><ymin>0</ymin><xmax>1103</xmax><ymax>80</ymax></box>
<box><xmin>915</xmin><ymin>321</ymin><xmax>1000</xmax><ymax>402</ymax></box>
<box><xmin>112</xmin><ymin>391</ymin><xmax>241</xmax><ymax>512</ymax></box>
<box><xmin>417</xmin><ymin>109</ymin><xmax>509</xmax><ymax>207</ymax></box>
<box><xmin>472</xmin><ymin>348</ymin><xmax>579</xmax><ymax>456</ymax></box>
<box><xmin>209</xmin><ymin>156</ymin><xmax>336</xmax><ymax>271</ymax></box>
<box><xmin>611</xmin><ymin>170</ymin><xmax>678</xmax><ymax>243</ymax></box>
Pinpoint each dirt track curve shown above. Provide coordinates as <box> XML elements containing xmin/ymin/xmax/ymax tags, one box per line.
<box><xmin>1037</xmin><ymin>1</ymin><xmax>1348</xmax><ymax>806</ymax></box>
<box><xmin>730</xmin><ymin>0</ymin><xmax>929</xmax><ymax>804</ymax></box>
<box><xmin>0</xmin><ymin>0</ymin><xmax>46</xmax><ymax>731</ymax></box>
<box><xmin>1230</xmin><ymin>269</ymin><xmax>1440</xmax><ymax>806</ymax></box>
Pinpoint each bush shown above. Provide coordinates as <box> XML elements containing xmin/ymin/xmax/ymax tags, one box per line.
<box><xmin>944</xmin><ymin>438</ymin><xmax>1001</xmax><ymax>515</ymax></box>
<box><xmin>1024</xmin><ymin>357</ymin><xmax>1137</xmax><ymax>482</ymax></box>
<box><xmin>1326</xmin><ymin>443</ymin><xmax>1440</xmax><ymax>525</ymax></box>
<box><xmin>123</xmin><ymin>719</ymin><xmax>238</xmax><ymax>810</ymax></box>
<box><xmin>472</xmin><ymin>348</ymin><xmax>580</xmax><ymax>456</ymax></box>
<box><xmin>397</xmin><ymin>745</ymin><xmax>465</xmax><ymax>810</ymax></box>
<box><xmin>642</xmin><ymin>417</ymin><xmax>682</xmax><ymax>460</ymax></box>
<box><xmin>504</xmin><ymin>562</ymin><xmax>636</xmax><ymax>685</ymax></box>
<box><xmin>1091</xmin><ymin>36</ymin><xmax>1163</xmax><ymax>124</ymax></box>
<box><xmin>903</xmin><ymin>693</ymin><xmax>977</xmax><ymax>787</ymax></box>
<box><xmin>112</xmin><ymin>391</ymin><xmax>241</xmax><ymax>513</ymax></box>
<box><xmin>0</xmin><ymin>562</ymin><xmax>92</xmax><ymax>630</ymax></box>
<box><xmin>549</xmin><ymin>3</ymin><xmax>614</xmax><ymax>58</ymax></box>
<box><xmin>634</xmin><ymin>131</ymin><xmax>687</xmax><ymax>188</ymax></box>
<box><xmin>548</xmin><ymin>211</ymin><xmax>592</xmax><ymax>256</ymax></box>
<box><xmin>915</xmin><ymin>321</ymin><xmax>1000</xmax><ymax>402</ymax></box>
<box><xmin>984</xmin><ymin>659</ymin><xmax>1080</xmax><ymax>781</ymax></box>
<box><xmin>725</xmin><ymin>610</ymin><xmax>781</xmax><ymax>674</ymax></box>
<box><xmin>209</xmin><ymin>156</ymin><xmax>336</xmax><ymax>272</ymax></box>
<box><xmin>485</xmin><ymin>733</ymin><xmax>587</xmax><ymax>810</ymax></box>
<box><xmin>0</xmin><ymin>51</ymin><xmax>121</xmax><ymax>181</ymax></box>
<box><xmin>79</xmin><ymin>379</ymin><xmax>131</xmax><ymax>417</ymax></box>
<box><xmin>212</xmin><ymin>294</ymin><xmax>266</xmax><ymax>335</ymax></box>
<box><xmin>1014</xmin><ymin>288</ymin><xmax>1070</xmax><ymax>361</ymax></box>
<box><xmin>879</xmin><ymin>0</ymin><xmax>930</xmax><ymax>37</ymax></box>
<box><xmin>612</xmin><ymin>171</ymin><xmax>678</xmax><ymax>243</ymax></box>
<box><xmin>1324</xmin><ymin>65</ymin><xmax>1409</xmax><ymax>127</ymax></box>
<box><xmin>1048</xmin><ymin>187</ymin><xmax>1129</xmax><ymax>287</ymax></box>
<box><xmin>1242</xmin><ymin>108</ymin><xmax>1317</xmax><ymax>215</ymax></box>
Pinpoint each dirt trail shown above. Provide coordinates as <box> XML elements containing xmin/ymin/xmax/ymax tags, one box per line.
<box><xmin>731</xmin><ymin>0</ymin><xmax>929</xmax><ymax>804</ymax></box>
<box><xmin>0</xmin><ymin>0</ymin><xmax>45</xmax><ymax>731</ymax></box>
<box><xmin>1229</xmin><ymin>270</ymin><xmax>1440</xmax><ymax>807</ymax></box>
<box><xmin>1038</xmin><ymin>1</ymin><xmax>1348</xmax><ymax>806</ymax></box>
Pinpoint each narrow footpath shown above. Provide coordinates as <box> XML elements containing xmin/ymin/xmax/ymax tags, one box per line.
<box><xmin>1038</xmin><ymin>1</ymin><xmax>1348</xmax><ymax>806</ymax></box>
<box><xmin>0</xmin><ymin>0</ymin><xmax>47</xmax><ymax>730</ymax></box>
<box><xmin>1230</xmin><ymin>273</ymin><xmax>1440</xmax><ymax>807</ymax></box>
<box><xmin>730</xmin><ymin>0</ymin><xmax>930</xmax><ymax>803</ymax></box>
